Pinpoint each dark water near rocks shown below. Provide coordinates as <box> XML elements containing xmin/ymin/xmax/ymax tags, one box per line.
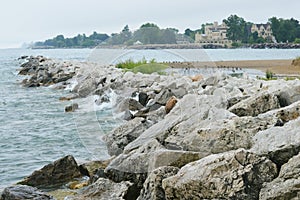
<box><xmin>0</xmin><ymin>48</ymin><xmax>299</xmax><ymax>191</ymax></box>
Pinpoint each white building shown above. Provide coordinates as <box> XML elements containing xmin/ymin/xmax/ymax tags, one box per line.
<box><xmin>195</xmin><ymin>22</ymin><xmax>232</xmax><ymax>47</ymax></box>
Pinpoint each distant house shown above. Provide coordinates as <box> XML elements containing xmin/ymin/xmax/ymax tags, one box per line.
<box><xmin>134</xmin><ymin>40</ymin><xmax>143</xmax><ymax>45</ymax></box>
<box><xmin>251</xmin><ymin>23</ymin><xmax>275</xmax><ymax>41</ymax></box>
<box><xmin>195</xmin><ymin>22</ymin><xmax>232</xmax><ymax>47</ymax></box>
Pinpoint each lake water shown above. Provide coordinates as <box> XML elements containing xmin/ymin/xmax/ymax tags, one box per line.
<box><xmin>0</xmin><ymin>48</ymin><xmax>299</xmax><ymax>191</ymax></box>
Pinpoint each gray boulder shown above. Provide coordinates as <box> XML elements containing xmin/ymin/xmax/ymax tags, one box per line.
<box><xmin>66</xmin><ymin>178</ymin><xmax>134</xmax><ymax>200</ymax></box>
<box><xmin>124</xmin><ymin>94</ymin><xmax>228</xmax><ymax>153</ymax></box>
<box><xmin>259</xmin><ymin>152</ymin><xmax>300</xmax><ymax>200</ymax></box>
<box><xmin>103</xmin><ymin>117</ymin><xmax>151</xmax><ymax>156</ymax></box>
<box><xmin>162</xmin><ymin>112</ymin><xmax>276</xmax><ymax>153</ymax></box>
<box><xmin>104</xmin><ymin>139</ymin><xmax>202</xmax><ymax>193</ymax></box>
<box><xmin>1</xmin><ymin>185</ymin><xmax>54</xmax><ymax>200</ymax></box>
<box><xmin>251</xmin><ymin>117</ymin><xmax>300</xmax><ymax>166</ymax></box>
<box><xmin>116</xmin><ymin>98</ymin><xmax>144</xmax><ymax>112</ymax></box>
<box><xmin>276</xmin><ymin>83</ymin><xmax>300</xmax><ymax>107</ymax></box>
<box><xmin>105</xmin><ymin>139</ymin><xmax>165</xmax><ymax>190</ymax></box>
<box><xmin>154</xmin><ymin>89</ymin><xmax>175</xmax><ymax>105</ymax></box>
<box><xmin>162</xmin><ymin>149</ymin><xmax>277</xmax><ymax>200</ymax></box>
<box><xmin>138</xmin><ymin>92</ymin><xmax>149</xmax><ymax>106</ymax></box>
<box><xmin>65</xmin><ymin>103</ymin><xmax>79</xmax><ymax>112</ymax></box>
<box><xmin>137</xmin><ymin>166</ymin><xmax>179</xmax><ymax>200</ymax></box>
<box><xmin>229</xmin><ymin>92</ymin><xmax>280</xmax><ymax>117</ymax></box>
<box><xmin>18</xmin><ymin>155</ymin><xmax>82</xmax><ymax>189</ymax></box>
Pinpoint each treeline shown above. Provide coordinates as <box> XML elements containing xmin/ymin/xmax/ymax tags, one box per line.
<box><xmin>106</xmin><ymin>23</ymin><xmax>179</xmax><ymax>45</ymax></box>
<box><xmin>33</xmin><ymin>23</ymin><xmax>182</xmax><ymax>48</ymax></box>
<box><xmin>34</xmin><ymin>32</ymin><xmax>109</xmax><ymax>48</ymax></box>
<box><xmin>33</xmin><ymin>16</ymin><xmax>300</xmax><ymax>48</ymax></box>
<box><xmin>269</xmin><ymin>17</ymin><xmax>300</xmax><ymax>43</ymax></box>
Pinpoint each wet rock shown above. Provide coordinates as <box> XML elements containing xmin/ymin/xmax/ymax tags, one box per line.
<box><xmin>79</xmin><ymin>159</ymin><xmax>113</xmax><ymax>178</ymax></box>
<box><xmin>18</xmin><ymin>56</ymin><xmax>77</xmax><ymax>88</ymax></box>
<box><xmin>137</xmin><ymin>166</ymin><xmax>179</xmax><ymax>200</ymax></box>
<box><xmin>1</xmin><ymin>185</ymin><xmax>54</xmax><ymax>200</ymax></box>
<box><xmin>138</xmin><ymin>92</ymin><xmax>149</xmax><ymax>106</ymax></box>
<box><xmin>162</xmin><ymin>149</ymin><xmax>277</xmax><ymax>200</ymax></box>
<box><xmin>73</xmin><ymin>76</ymin><xmax>97</xmax><ymax>97</ymax></box>
<box><xmin>65</xmin><ymin>103</ymin><xmax>79</xmax><ymax>112</ymax></box>
<box><xmin>260</xmin><ymin>152</ymin><xmax>300</xmax><ymax>200</ymax></box>
<box><xmin>18</xmin><ymin>155</ymin><xmax>82</xmax><ymax>189</ymax></box>
<box><xmin>59</xmin><ymin>94</ymin><xmax>79</xmax><ymax>101</ymax></box>
<box><xmin>66</xmin><ymin>178</ymin><xmax>134</xmax><ymax>200</ymax></box>
<box><xmin>229</xmin><ymin>92</ymin><xmax>280</xmax><ymax>117</ymax></box>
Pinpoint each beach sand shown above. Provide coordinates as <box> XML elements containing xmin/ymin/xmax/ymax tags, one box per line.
<box><xmin>169</xmin><ymin>59</ymin><xmax>300</xmax><ymax>76</ymax></box>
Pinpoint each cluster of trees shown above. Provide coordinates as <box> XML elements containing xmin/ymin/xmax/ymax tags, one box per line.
<box><xmin>34</xmin><ymin>16</ymin><xmax>300</xmax><ymax>48</ymax></box>
<box><xmin>34</xmin><ymin>23</ymin><xmax>179</xmax><ymax>48</ymax></box>
<box><xmin>106</xmin><ymin>23</ymin><xmax>178</xmax><ymax>45</ymax></box>
<box><xmin>34</xmin><ymin>32</ymin><xmax>109</xmax><ymax>48</ymax></box>
<box><xmin>269</xmin><ymin>17</ymin><xmax>300</xmax><ymax>43</ymax></box>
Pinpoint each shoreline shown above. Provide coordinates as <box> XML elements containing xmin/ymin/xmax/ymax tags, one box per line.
<box><xmin>168</xmin><ymin>59</ymin><xmax>300</xmax><ymax>76</ymax></box>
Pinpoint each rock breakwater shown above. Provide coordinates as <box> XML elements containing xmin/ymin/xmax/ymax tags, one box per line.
<box><xmin>2</xmin><ymin>56</ymin><xmax>300</xmax><ymax>200</ymax></box>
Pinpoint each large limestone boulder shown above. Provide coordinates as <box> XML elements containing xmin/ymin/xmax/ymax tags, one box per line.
<box><xmin>162</xmin><ymin>149</ymin><xmax>277</xmax><ymax>200</ymax></box>
<box><xmin>259</xmin><ymin>152</ymin><xmax>300</xmax><ymax>200</ymax></box>
<box><xmin>229</xmin><ymin>92</ymin><xmax>280</xmax><ymax>117</ymax></box>
<box><xmin>163</xmin><ymin>113</ymin><xmax>277</xmax><ymax>153</ymax></box>
<box><xmin>1</xmin><ymin>185</ymin><xmax>54</xmax><ymax>200</ymax></box>
<box><xmin>105</xmin><ymin>139</ymin><xmax>204</xmax><ymax>193</ymax></box>
<box><xmin>18</xmin><ymin>155</ymin><xmax>82</xmax><ymax>189</ymax></box>
<box><xmin>137</xmin><ymin>166</ymin><xmax>179</xmax><ymax>200</ymax></box>
<box><xmin>105</xmin><ymin>139</ymin><xmax>165</xmax><ymax>191</ymax></box>
<box><xmin>103</xmin><ymin>117</ymin><xmax>151</xmax><ymax>156</ymax></box>
<box><xmin>124</xmin><ymin>94</ymin><xmax>228</xmax><ymax>153</ymax></box>
<box><xmin>276</xmin><ymin>83</ymin><xmax>300</xmax><ymax>107</ymax></box>
<box><xmin>251</xmin><ymin>117</ymin><xmax>300</xmax><ymax>166</ymax></box>
<box><xmin>73</xmin><ymin>75</ymin><xmax>97</xmax><ymax>97</ymax></box>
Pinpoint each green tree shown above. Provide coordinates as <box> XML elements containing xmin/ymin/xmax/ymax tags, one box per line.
<box><xmin>269</xmin><ymin>17</ymin><xmax>300</xmax><ymax>43</ymax></box>
<box><xmin>134</xmin><ymin>23</ymin><xmax>161</xmax><ymax>44</ymax></box>
<box><xmin>223</xmin><ymin>14</ymin><xmax>246</xmax><ymax>41</ymax></box>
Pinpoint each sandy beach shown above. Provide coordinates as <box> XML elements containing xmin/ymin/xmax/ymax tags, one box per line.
<box><xmin>169</xmin><ymin>59</ymin><xmax>300</xmax><ymax>76</ymax></box>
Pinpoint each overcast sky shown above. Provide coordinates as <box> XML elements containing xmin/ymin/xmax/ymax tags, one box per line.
<box><xmin>0</xmin><ymin>0</ymin><xmax>299</xmax><ymax>48</ymax></box>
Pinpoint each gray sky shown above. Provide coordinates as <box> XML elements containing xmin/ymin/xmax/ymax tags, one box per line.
<box><xmin>0</xmin><ymin>0</ymin><xmax>299</xmax><ymax>48</ymax></box>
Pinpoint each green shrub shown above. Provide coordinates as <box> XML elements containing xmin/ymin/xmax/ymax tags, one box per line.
<box><xmin>294</xmin><ymin>38</ymin><xmax>300</xmax><ymax>44</ymax></box>
<box><xmin>266</xmin><ymin>69</ymin><xmax>274</xmax><ymax>80</ymax></box>
<box><xmin>131</xmin><ymin>63</ymin><xmax>168</xmax><ymax>74</ymax></box>
<box><xmin>116</xmin><ymin>58</ymin><xmax>147</xmax><ymax>69</ymax></box>
<box><xmin>116</xmin><ymin>58</ymin><xmax>168</xmax><ymax>74</ymax></box>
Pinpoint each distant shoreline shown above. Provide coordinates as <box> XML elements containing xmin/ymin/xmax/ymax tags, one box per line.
<box><xmin>31</xmin><ymin>43</ymin><xmax>300</xmax><ymax>50</ymax></box>
<box><xmin>167</xmin><ymin>59</ymin><xmax>300</xmax><ymax>75</ymax></box>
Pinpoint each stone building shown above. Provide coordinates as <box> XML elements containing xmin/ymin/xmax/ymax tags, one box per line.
<box><xmin>195</xmin><ymin>22</ymin><xmax>232</xmax><ymax>47</ymax></box>
<box><xmin>251</xmin><ymin>23</ymin><xmax>273</xmax><ymax>40</ymax></box>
